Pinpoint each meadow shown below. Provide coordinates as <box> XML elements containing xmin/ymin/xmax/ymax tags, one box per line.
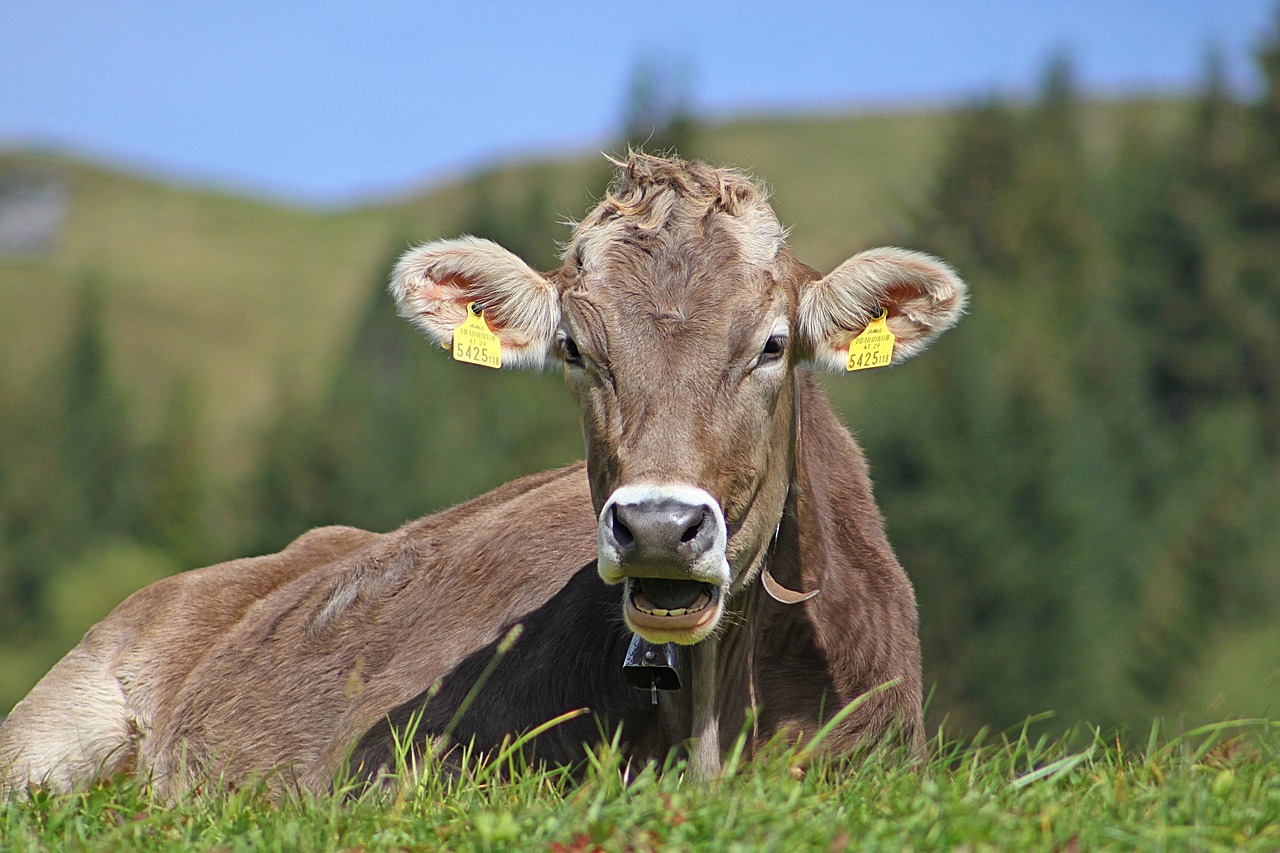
<box><xmin>3</xmin><ymin>719</ymin><xmax>1277</xmax><ymax>851</ymax></box>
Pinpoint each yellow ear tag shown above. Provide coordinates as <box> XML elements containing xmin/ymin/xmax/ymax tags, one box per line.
<box><xmin>845</xmin><ymin>308</ymin><xmax>895</xmax><ymax>372</ymax></box>
<box><xmin>451</xmin><ymin>302</ymin><xmax>502</xmax><ymax>369</ymax></box>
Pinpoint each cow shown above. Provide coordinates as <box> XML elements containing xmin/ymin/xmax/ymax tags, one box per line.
<box><xmin>0</xmin><ymin>153</ymin><xmax>966</xmax><ymax>797</ymax></box>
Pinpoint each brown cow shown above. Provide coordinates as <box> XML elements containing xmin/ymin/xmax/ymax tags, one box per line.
<box><xmin>0</xmin><ymin>153</ymin><xmax>966</xmax><ymax>796</ymax></box>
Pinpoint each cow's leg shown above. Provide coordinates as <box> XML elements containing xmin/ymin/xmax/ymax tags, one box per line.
<box><xmin>0</xmin><ymin>640</ymin><xmax>137</xmax><ymax>796</ymax></box>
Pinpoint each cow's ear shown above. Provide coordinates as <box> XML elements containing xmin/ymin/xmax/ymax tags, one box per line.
<box><xmin>390</xmin><ymin>237</ymin><xmax>561</xmax><ymax>370</ymax></box>
<box><xmin>796</xmin><ymin>247</ymin><xmax>967</xmax><ymax>373</ymax></box>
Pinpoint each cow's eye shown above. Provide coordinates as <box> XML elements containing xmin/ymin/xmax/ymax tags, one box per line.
<box><xmin>757</xmin><ymin>334</ymin><xmax>787</xmax><ymax>366</ymax></box>
<box><xmin>561</xmin><ymin>334</ymin><xmax>583</xmax><ymax>366</ymax></box>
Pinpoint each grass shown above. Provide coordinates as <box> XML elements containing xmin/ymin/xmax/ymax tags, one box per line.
<box><xmin>3</xmin><ymin>718</ymin><xmax>1278</xmax><ymax>851</ymax></box>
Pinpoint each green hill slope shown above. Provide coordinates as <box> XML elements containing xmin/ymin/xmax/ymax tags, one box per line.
<box><xmin>0</xmin><ymin>151</ymin><xmax>392</xmax><ymax>461</ymax></box>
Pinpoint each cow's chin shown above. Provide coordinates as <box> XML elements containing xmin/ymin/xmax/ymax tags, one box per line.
<box><xmin>622</xmin><ymin>577</ymin><xmax>724</xmax><ymax>645</ymax></box>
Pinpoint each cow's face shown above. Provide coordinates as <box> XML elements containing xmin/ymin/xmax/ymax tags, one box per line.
<box><xmin>392</xmin><ymin>155</ymin><xmax>965</xmax><ymax>645</ymax></box>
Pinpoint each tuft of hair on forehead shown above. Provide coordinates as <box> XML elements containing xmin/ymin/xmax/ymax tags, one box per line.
<box><xmin>565</xmin><ymin>151</ymin><xmax>786</xmax><ymax>271</ymax></box>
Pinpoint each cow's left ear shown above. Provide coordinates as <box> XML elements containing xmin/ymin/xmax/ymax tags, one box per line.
<box><xmin>796</xmin><ymin>247</ymin><xmax>967</xmax><ymax>373</ymax></box>
<box><xmin>390</xmin><ymin>236</ymin><xmax>560</xmax><ymax>369</ymax></box>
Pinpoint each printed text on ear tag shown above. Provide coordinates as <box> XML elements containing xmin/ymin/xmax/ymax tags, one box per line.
<box><xmin>452</xmin><ymin>303</ymin><xmax>502</xmax><ymax>369</ymax></box>
<box><xmin>846</xmin><ymin>308</ymin><xmax>895</xmax><ymax>371</ymax></box>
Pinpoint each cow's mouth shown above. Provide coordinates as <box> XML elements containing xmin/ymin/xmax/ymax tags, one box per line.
<box><xmin>624</xmin><ymin>577</ymin><xmax>723</xmax><ymax>643</ymax></box>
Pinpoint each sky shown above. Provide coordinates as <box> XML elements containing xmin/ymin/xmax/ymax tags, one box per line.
<box><xmin>2</xmin><ymin>1</ymin><xmax>1277</xmax><ymax>206</ymax></box>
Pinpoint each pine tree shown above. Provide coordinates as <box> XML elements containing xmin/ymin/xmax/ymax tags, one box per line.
<box><xmin>137</xmin><ymin>377</ymin><xmax>213</xmax><ymax>569</ymax></box>
<box><xmin>0</xmin><ymin>278</ymin><xmax>138</xmax><ymax>636</ymax></box>
<box><xmin>244</xmin><ymin>367</ymin><xmax>335</xmax><ymax>555</ymax></box>
<box><xmin>59</xmin><ymin>277</ymin><xmax>135</xmax><ymax>543</ymax></box>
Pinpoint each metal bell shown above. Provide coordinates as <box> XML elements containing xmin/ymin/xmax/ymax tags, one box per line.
<box><xmin>622</xmin><ymin>633</ymin><xmax>681</xmax><ymax>703</ymax></box>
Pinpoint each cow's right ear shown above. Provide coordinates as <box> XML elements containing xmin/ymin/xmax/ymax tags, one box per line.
<box><xmin>390</xmin><ymin>237</ymin><xmax>561</xmax><ymax>369</ymax></box>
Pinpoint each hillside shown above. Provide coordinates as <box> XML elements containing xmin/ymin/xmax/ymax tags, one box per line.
<box><xmin>0</xmin><ymin>97</ymin><xmax>1188</xmax><ymax>473</ymax></box>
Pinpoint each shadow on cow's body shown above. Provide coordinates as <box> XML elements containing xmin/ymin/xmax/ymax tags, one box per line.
<box><xmin>0</xmin><ymin>154</ymin><xmax>965</xmax><ymax>796</ymax></box>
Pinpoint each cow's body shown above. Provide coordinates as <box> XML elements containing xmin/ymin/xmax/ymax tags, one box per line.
<box><xmin>1</xmin><ymin>154</ymin><xmax>964</xmax><ymax>796</ymax></box>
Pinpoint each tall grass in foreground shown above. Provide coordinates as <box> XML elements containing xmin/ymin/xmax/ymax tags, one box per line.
<box><xmin>2</xmin><ymin>719</ymin><xmax>1278</xmax><ymax>851</ymax></box>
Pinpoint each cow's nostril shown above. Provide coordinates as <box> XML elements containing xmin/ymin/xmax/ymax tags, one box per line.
<box><xmin>611</xmin><ymin>505</ymin><xmax>635</xmax><ymax>549</ymax></box>
<box><xmin>680</xmin><ymin>516</ymin><xmax>703</xmax><ymax>544</ymax></box>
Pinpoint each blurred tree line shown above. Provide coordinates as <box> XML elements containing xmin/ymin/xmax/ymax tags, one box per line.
<box><xmin>2</xmin><ymin>29</ymin><xmax>1279</xmax><ymax>734</ymax></box>
<box><xmin>858</xmin><ymin>40</ymin><xmax>1280</xmax><ymax>731</ymax></box>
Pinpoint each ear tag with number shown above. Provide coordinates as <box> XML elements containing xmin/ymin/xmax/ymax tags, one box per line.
<box><xmin>451</xmin><ymin>302</ymin><xmax>502</xmax><ymax>369</ymax></box>
<box><xmin>846</xmin><ymin>308</ymin><xmax>895</xmax><ymax>372</ymax></box>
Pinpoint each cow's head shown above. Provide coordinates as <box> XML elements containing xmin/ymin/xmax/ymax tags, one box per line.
<box><xmin>392</xmin><ymin>154</ymin><xmax>965</xmax><ymax>645</ymax></box>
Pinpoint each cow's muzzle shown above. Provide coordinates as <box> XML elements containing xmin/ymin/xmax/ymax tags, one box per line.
<box><xmin>597</xmin><ymin>484</ymin><xmax>730</xmax><ymax>645</ymax></box>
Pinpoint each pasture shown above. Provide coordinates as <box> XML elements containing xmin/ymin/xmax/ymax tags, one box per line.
<box><xmin>3</xmin><ymin>719</ymin><xmax>1277</xmax><ymax>851</ymax></box>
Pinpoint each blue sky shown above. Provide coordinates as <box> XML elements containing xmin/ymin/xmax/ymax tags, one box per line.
<box><xmin>2</xmin><ymin>1</ymin><xmax>1276</xmax><ymax>205</ymax></box>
